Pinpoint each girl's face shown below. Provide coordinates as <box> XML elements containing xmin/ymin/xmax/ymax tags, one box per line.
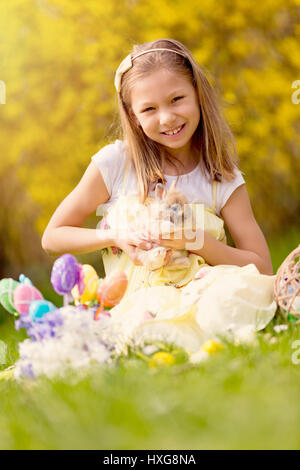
<box><xmin>130</xmin><ymin>68</ymin><xmax>200</xmax><ymax>157</ymax></box>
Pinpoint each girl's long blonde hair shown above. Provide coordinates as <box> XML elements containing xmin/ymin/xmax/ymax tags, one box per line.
<box><xmin>117</xmin><ymin>38</ymin><xmax>238</xmax><ymax>203</ymax></box>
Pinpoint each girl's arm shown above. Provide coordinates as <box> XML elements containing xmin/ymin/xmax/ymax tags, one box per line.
<box><xmin>190</xmin><ymin>184</ymin><xmax>273</xmax><ymax>275</ymax></box>
<box><xmin>42</xmin><ymin>162</ymin><xmax>115</xmax><ymax>256</ymax></box>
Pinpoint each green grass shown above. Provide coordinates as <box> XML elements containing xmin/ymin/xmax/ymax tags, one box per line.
<box><xmin>0</xmin><ymin>229</ymin><xmax>299</xmax><ymax>449</ymax></box>
<box><xmin>1</xmin><ymin>322</ymin><xmax>300</xmax><ymax>450</ymax></box>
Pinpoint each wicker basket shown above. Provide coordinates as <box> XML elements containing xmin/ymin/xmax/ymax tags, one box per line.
<box><xmin>274</xmin><ymin>244</ymin><xmax>300</xmax><ymax>322</ymax></box>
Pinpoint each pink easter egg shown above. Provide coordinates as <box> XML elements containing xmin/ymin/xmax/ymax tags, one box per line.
<box><xmin>13</xmin><ymin>284</ymin><xmax>43</xmax><ymax>315</ymax></box>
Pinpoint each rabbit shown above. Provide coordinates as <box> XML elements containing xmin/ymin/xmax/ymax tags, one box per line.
<box><xmin>133</xmin><ymin>180</ymin><xmax>194</xmax><ymax>271</ymax></box>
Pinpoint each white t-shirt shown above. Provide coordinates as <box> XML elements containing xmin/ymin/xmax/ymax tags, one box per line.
<box><xmin>91</xmin><ymin>139</ymin><xmax>245</xmax><ymax>216</ymax></box>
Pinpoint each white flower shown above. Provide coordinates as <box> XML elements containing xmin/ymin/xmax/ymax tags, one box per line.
<box><xmin>14</xmin><ymin>306</ymin><xmax>130</xmax><ymax>380</ymax></box>
<box><xmin>273</xmin><ymin>324</ymin><xmax>288</xmax><ymax>333</ymax></box>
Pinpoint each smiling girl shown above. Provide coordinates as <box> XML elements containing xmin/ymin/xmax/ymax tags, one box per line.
<box><xmin>42</xmin><ymin>39</ymin><xmax>276</xmax><ymax>346</ymax></box>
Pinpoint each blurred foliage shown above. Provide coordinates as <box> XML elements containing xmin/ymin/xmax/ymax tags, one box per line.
<box><xmin>0</xmin><ymin>0</ymin><xmax>299</xmax><ymax>275</ymax></box>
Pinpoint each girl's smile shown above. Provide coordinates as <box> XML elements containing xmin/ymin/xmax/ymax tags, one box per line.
<box><xmin>160</xmin><ymin>123</ymin><xmax>186</xmax><ymax>136</ymax></box>
<box><xmin>130</xmin><ymin>68</ymin><xmax>200</xmax><ymax>162</ymax></box>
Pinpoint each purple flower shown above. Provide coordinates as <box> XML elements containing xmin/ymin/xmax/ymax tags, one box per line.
<box><xmin>15</xmin><ymin>309</ymin><xmax>64</xmax><ymax>341</ymax></box>
<box><xmin>15</xmin><ymin>313</ymin><xmax>33</xmax><ymax>332</ymax></box>
<box><xmin>21</xmin><ymin>363</ymin><xmax>34</xmax><ymax>378</ymax></box>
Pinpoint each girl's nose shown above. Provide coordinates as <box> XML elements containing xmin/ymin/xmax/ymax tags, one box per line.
<box><xmin>159</xmin><ymin>110</ymin><xmax>176</xmax><ymax>127</ymax></box>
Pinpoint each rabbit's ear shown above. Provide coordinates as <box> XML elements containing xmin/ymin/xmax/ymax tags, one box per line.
<box><xmin>169</xmin><ymin>180</ymin><xmax>177</xmax><ymax>192</ymax></box>
<box><xmin>155</xmin><ymin>183</ymin><xmax>165</xmax><ymax>200</ymax></box>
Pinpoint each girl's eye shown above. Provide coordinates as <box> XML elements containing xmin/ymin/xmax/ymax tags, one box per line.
<box><xmin>141</xmin><ymin>96</ymin><xmax>184</xmax><ymax>112</ymax></box>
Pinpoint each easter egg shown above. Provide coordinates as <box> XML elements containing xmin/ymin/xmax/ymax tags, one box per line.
<box><xmin>13</xmin><ymin>284</ymin><xmax>43</xmax><ymax>316</ymax></box>
<box><xmin>97</xmin><ymin>271</ymin><xmax>128</xmax><ymax>308</ymax></box>
<box><xmin>201</xmin><ymin>340</ymin><xmax>224</xmax><ymax>355</ymax></box>
<box><xmin>29</xmin><ymin>300</ymin><xmax>56</xmax><ymax>322</ymax></box>
<box><xmin>149</xmin><ymin>351</ymin><xmax>175</xmax><ymax>367</ymax></box>
<box><xmin>0</xmin><ymin>278</ymin><xmax>19</xmax><ymax>315</ymax></box>
<box><xmin>71</xmin><ymin>264</ymin><xmax>99</xmax><ymax>304</ymax></box>
<box><xmin>51</xmin><ymin>254</ymin><xmax>80</xmax><ymax>295</ymax></box>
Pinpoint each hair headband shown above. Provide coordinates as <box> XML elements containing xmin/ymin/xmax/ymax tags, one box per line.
<box><xmin>114</xmin><ymin>48</ymin><xmax>187</xmax><ymax>93</ymax></box>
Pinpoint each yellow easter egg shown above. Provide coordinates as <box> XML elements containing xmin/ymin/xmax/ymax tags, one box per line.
<box><xmin>71</xmin><ymin>264</ymin><xmax>99</xmax><ymax>304</ymax></box>
<box><xmin>150</xmin><ymin>351</ymin><xmax>175</xmax><ymax>367</ymax></box>
<box><xmin>201</xmin><ymin>340</ymin><xmax>224</xmax><ymax>355</ymax></box>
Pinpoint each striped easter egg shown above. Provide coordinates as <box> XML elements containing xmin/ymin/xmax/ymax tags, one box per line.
<box><xmin>13</xmin><ymin>284</ymin><xmax>43</xmax><ymax>315</ymax></box>
<box><xmin>51</xmin><ymin>254</ymin><xmax>80</xmax><ymax>295</ymax></box>
<box><xmin>0</xmin><ymin>278</ymin><xmax>20</xmax><ymax>315</ymax></box>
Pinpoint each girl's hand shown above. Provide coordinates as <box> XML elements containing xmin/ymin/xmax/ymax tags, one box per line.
<box><xmin>145</xmin><ymin>227</ymin><xmax>202</xmax><ymax>252</ymax></box>
<box><xmin>113</xmin><ymin>230</ymin><xmax>153</xmax><ymax>266</ymax></box>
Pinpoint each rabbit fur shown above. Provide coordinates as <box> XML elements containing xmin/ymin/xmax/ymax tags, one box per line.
<box><xmin>134</xmin><ymin>180</ymin><xmax>194</xmax><ymax>271</ymax></box>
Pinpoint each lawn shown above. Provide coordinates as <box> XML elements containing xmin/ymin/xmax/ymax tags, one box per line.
<box><xmin>0</xmin><ymin>228</ymin><xmax>299</xmax><ymax>450</ymax></box>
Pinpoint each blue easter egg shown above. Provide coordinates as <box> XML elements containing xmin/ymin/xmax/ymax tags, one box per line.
<box><xmin>29</xmin><ymin>300</ymin><xmax>56</xmax><ymax>322</ymax></box>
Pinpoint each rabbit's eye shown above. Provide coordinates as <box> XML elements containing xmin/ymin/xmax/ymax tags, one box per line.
<box><xmin>170</xmin><ymin>203</ymin><xmax>181</xmax><ymax>213</ymax></box>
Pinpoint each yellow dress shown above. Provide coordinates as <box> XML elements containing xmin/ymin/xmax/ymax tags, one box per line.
<box><xmin>100</xmin><ymin>159</ymin><xmax>277</xmax><ymax>355</ymax></box>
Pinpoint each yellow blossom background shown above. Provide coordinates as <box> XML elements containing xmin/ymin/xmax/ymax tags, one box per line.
<box><xmin>0</xmin><ymin>0</ymin><xmax>299</xmax><ymax>276</ymax></box>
